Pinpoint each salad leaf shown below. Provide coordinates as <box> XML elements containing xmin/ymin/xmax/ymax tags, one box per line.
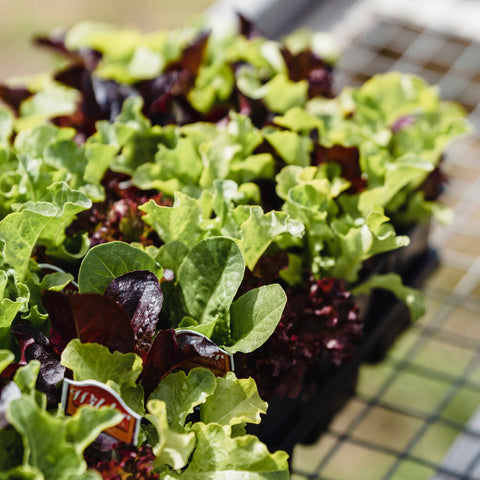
<box><xmin>227</xmin><ymin>284</ymin><xmax>287</xmax><ymax>354</ymax></box>
<box><xmin>177</xmin><ymin>237</ymin><xmax>244</xmax><ymax>344</ymax></box>
<box><xmin>104</xmin><ymin>270</ymin><xmax>163</xmax><ymax>355</ymax></box>
<box><xmin>353</xmin><ymin>273</ymin><xmax>425</xmax><ymax>321</ymax></box>
<box><xmin>42</xmin><ymin>291</ymin><xmax>136</xmax><ymax>354</ymax></box>
<box><xmin>0</xmin><ymin>108</ymin><xmax>13</xmax><ymax>146</ymax></box>
<box><xmin>6</xmin><ymin>394</ymin><xmax>120</xmax><ymax>480</ymax></box>
<box><xmin>0</xmin><ymin>350</ymin><xmax>14</xmax><ymax>373</ymax></box>
<box><xmin>60</xmin><ymin>339</ymin><xmax>144</xmax><ymax>414</ymax></box>
<box><xmin>9</xmin><ymin>324</ymin><xmax>65</xmax><ymax>407</ymax></box>
<box><xmin>146</xmin><ymin>399</ymin><xmax>196</xmax><ymax>470</ymax></box>
<box><xmin>200</xmin><ymin>372</ymin><xmax>267</xmax><ymax>427</ymax></box>
<box><xmin>0</xmin><ymin>183</ymin><xmax>90</xmax><ymax>281</ymax></box>
<box><xmin>141</xmin><ymin>329</ymin><xmax>226</xmax><ymax>399</ymax></box>
<box><xmin>78</xmin><ymin>241</ymin><xmax>161</xmax><ymax>294</ymax></box>
<box><xmin>263</xmin><ymin>129</ymin><xmax>312</xmax><ymax>167</ymax></box>
<box><xmin>139</xmin><ymin>193</ymin><xmax>207</xmax><ymax>247</ymax></box>
<box><xmin>149</xmin><ymin>368</ymin><xmax>216</xmax><ymax>432</ymax></box>
<box><xmin>171</xmin><ymin>422</ymin><xmax>289</xmax><ymax>479</ymax></box>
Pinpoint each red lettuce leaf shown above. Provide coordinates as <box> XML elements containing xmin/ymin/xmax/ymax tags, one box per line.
<box><xmin>236</xmin><ymin>254</ymin><xmax>362</xmax><ymax>400</ymax></box>
<box><xmin>104</xmin><ymin>270</ymin><xmax>163</xmax><ymax>358</ymax></box>
<box><xmin>313</xmin><ymin>143</ymin><xmax>366</xmax><ymax>194</ymax></box>
<box><xmin>10</xmin><ymin>323</ymin><xmax>66</xmax><ymax>407</ymax></box>
<box><xmin>42</xmin><ymin>290</ymin><xmax>136</xmax><ymax>355</ymax></box>
<box><xmin>281</xmin><ymin>47</ymin><xmax>334</xmax><ymax>99</ymax></box>
<box><xmin>0</xmin><ymin>85</ymin><xmax>33</xmax><ymax>114</ymax></box>
<box><xmin>141</xmin><ymin>329</ymin><xmax>232</xmax><ymax>399</ymax></box>
<box><xmin>141</xmin><ymin>329</ymin><xmax>183</xmax><ymax>398</ymax></box>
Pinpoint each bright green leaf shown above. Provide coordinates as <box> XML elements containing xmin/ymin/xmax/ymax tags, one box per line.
<box><xmin>78</xmin><ymin>241</ymin><xmax>161</xmax><ymax>294</ymax></box>
<box><xmin>200</xmin><ymin>372</ymin><xmax>267</xmax><ymax>426</ymax></box>
<box><xmin>149</xmin><ymin>368</ymin><xmax>216</xmax><ymax>432</ymax></box>
<box><xmin>227</xmin><ymin>284</ymin><xmax>286</xmax><ymax>354</ymax></box>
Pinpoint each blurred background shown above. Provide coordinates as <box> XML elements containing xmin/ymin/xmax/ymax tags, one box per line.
<box><xmin>0</xmin><ymin>0</ymin><xmax>215</xmax><ymax>80</ymax></box>
<box><xmin>1</xmin><ymin>0</ymin><xmax>480</xmax><ymax>478</ymax></box>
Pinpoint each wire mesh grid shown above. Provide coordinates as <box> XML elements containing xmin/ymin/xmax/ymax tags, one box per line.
<box><xmin>289</xmin><ymin>16</ymin><xmax>480</xmax><ymax>480</ymax></box>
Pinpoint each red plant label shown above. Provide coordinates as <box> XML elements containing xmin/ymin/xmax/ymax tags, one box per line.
<box><xmin>61</xmin><ymin>379</ymin><xmax>141</xmax><ymax>445</ymax></box>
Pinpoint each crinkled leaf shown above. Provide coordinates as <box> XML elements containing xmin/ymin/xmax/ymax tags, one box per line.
<box><xmin>358</xmin><ymin>154</ymin><xmax>434</xmax><ymax>215</ymax></box>
<box><xmin>188</xmin><ymin>63</ymin><xmax>235</xmax><ymax>113</ymax></box>
<box><xmin>78</xmin><ymin>241</ymin><xmax>161</xmax><ymax>294</ymax></box>
<box><xmin>140</xmin><ymin>194</ymin><xmax>207</xmax><ymax>247</ymax></box>
<box><xmin>0</xmin><ymin>211</ymin><xmax>54</xmax><ymax>281</ymax></box>
<box><xmin>146</xmin><ymin>399</ymin><xmax>196</xmax><ymax>470</ymax></box>
<box><xmin>201</xmin><ymin>372</ymin><xmax>267</xmax><ymax>427</ymax></box>
<box><xmin>19</xmin><ymin>182</ymin><xmax>91</xmax><ymax>246</ymax></box>
<box><xmin>227</xmin><ymin>207</ymin><xmax>304</xmax><ymax>270</ymax></box>
<box><xmin>149</xmin><ymin>368</ymin><xmax>216</xmax><ymax>432</ymax></box>
<box><xmin>0</xmin><ymin>182</ymin><xmax>90</xmax><ymax>280</ymax></box>
<box><xmin>264</xmin><ymin>129</ymin><xmax>312</xmax><ymax>167</ymax></box>
<box><xmin>6</xmin><ymin>394</ymin><xmax>120</xmax><ymax>480</ymax></box>
<box><xmin>176</xmin><ymin>422</ymin><xmax>289</xmax><ymax>479</ymax></box>
<box><xmin>16</xmin><ymin>81</ymin><xmax>79</xmax><ymax>131</ymax></box>
<box><xmin>0</xmin><ymin>273</ymin><xmax>29</xmax><ymax>348</ymax></box>
<box><xmin>132</xmin><ymin>137</ymin><xmax>203</xmax><ymax>196</ymax></box>
<box><xmin>61</xmin><ymin>339</ymin><xmax>144</xmax><ymax>414</ymax></box>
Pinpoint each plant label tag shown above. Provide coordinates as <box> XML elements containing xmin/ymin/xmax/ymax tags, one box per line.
<box><xmin>176</xmin><ymin>329</ymin><xmax>235</xmax><ymax>374</ymax></box>
<box><xmin>61</xmin><ymin>378</ymin><xmax>141</xmax><ymax>445</ymax></box>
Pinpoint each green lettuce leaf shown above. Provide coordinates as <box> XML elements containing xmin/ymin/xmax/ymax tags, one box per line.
<box><xmin>263</xmin><ymin>129</ymin><xmax>312</xmax><ymax>167</ymax></box>
<box><xmin>0</xmin><ymin>108</ymin><xmax>14</xmax><ymax>146</ymax></box>
<box><xmin>148</xmin><ymin>368</ymin><xmax>216</xmax><ymax>432</ymax></box>
<box><xmin>227</xmin><ymin>284</ymin><xmax>287</xmax><ymax>354</ymax></box>
<box><xmin>353</xmin><ymin>272</ymin><xmax>425</xmax><ymax>321</ymax></box>
<box><xmin>0</xmin><ymin>184</ymin><xmax>90</xmax><ymax>281</ymax></box>
<box><xmin>177</xmin><ymin>237</ymin><xmax>244</xmax><ymax>344</ymax></box>
<box><xmin>169</xmin><ymin>423</ymin><xmax>289</xmax><ymax>479</ymax></box>
<box><xmin>200</xmin><ymin>372</ymin><xmax>267</xmax><ymax>427</ymax></box>
<box><xmin>18</xmin><ymin>182</ymin><xmax>91</xmax><ymax>247</ymax></box>
<box><xmin>0</xmin><ymin>349</ymin><xmax>15</xmax><ymax>373</ymax></box>
<box><xmin>6</xmin><ymin>394</ymin><xmax>120</xmax><ymax>480</ymax></box>
<box><xmin>140</xmin><ymin>193</ymin><xmax>208</xmax><ymax>248</ymax></box>
<box><xmin>60</xmin><ymin>339</ymin><xmax>144</xmax><ymax>414</ymax></box>
<box><xmin>145</xmin><ymin>399</ymin><xmax>196</xmax><ymax>470</ymax></box>
<box><xmin>78</xmin><ymin>241</ymin><xmax>161</xmax><ymax>294</ymax></box>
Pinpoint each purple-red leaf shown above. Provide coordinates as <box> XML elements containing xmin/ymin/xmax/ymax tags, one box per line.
<box><xmin>42</xmin><ymin>290</ymin><xmax>78</xmax><ymax>355</ymax></box>
<box><xmin>141</xmin><ymin>329</ymin><xmax>183</xmax><ymax>398</ymax></box>
<box><xmin>0</xmin><ymin>85</ymin><xmax>33</xmax><ymax>114</ymax></box>
<box><xmin>281</xmin><ymin>47</ymin><xmax>334</xmax><ymax>99</ymax></box>
<box><xmin>42</xmin><ymin>290</ymin><xmax>136</xmax><ymax>355</ymax></box>
<box><xmin>10</xmin><ymin>323</ymin><xmax>66</xmax><ymax>407</ymax></box>
<box><xmin>104</xmin><ymin>271</ymin><xmax>163</xmax><ymax>357</ymax></box>
<box><xmin>141</xmin><ymin>329</ymin><xmax>232</xmax><ymax>399</ymax></box>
